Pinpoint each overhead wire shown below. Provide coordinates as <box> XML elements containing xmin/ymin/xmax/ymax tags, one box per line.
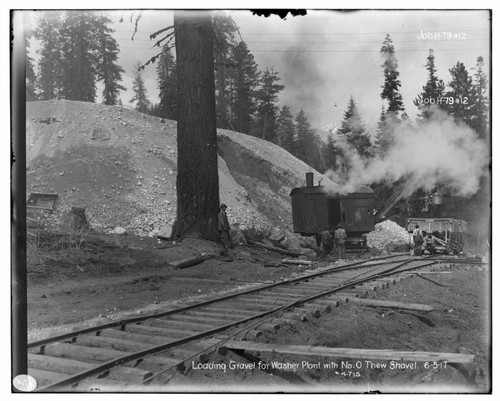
<box><xmin>231</xmin><ymin>18</ymin><xmax>486</xmax><ymax>128</ymax></box>
<box><xmin>248</xmin><ymin>48</ymin><xmax>488</xmax><ymax>53</ymax></box>
<box><xmin>111</xmin><ymin>27</ymin><xmax>488</xmax><ymax>35</ymax></box>
<box><xmin>244</xmin><ymin>39</ymin><xmax>488</xmax><ymax>44</ymax></box>
<box><xmin>311</xmin><ymin>20</ymin><xmax>488</xmax><ymax>119</ymax></box>
<box><xmin>323</xmin><ymin>19</ymin><xmax>409</xmax><ymax>116</ymax></box>
<box><xmin>28</xmin><ymin>38</ymin><xmax>488</xmax><ymax>53</ymax></box>
<box><xmin>28</xmin><ymin>21</ymin><xmax>489</xmax><ymax>113</ymax></box>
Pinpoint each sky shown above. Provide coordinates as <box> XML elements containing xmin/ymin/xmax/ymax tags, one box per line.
<box><xmin>24</xmin><ymin>8</ymin><xmax>490</xmax><ymax>136</ymax></box>
<box><xmin>105</xmin><ymin>9</ymin><xmax>490</xmax><ymax>135</ymax></box>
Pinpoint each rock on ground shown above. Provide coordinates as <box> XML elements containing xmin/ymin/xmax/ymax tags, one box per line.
<box><xmin>366</xmin><ymin>219</ymin><xmax>410</xmax><ymax>251</ymax></box>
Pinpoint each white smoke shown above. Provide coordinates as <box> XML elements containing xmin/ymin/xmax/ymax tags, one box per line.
<box><xmin>324</xmin><ymin>109</ymin><xmax>489</xmax><ymax>197</ymax></box>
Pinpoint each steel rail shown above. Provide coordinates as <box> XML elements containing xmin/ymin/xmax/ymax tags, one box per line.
<box><xmin>275</xmin><ymin>259</ymin><xmax>442</xmax><ymax>308</ymax></box>
<box><xmin>36</xmin><ymin>258</ymin><xmax>442</xmax><ymax>391</ymax></box>
<box><xmin>141</xmin><ymin>258</ymin><xmax>445</xmax><ymax>386</ymax></box>
<box><xmin>425</xmin><ymin>259</ymin><xmax>488</xmax><ymax>264</ymax></box>
<box><xmin>28</xmin><ymin>254</ymin><xmax>408</xmax><ymax>349</ymax></box>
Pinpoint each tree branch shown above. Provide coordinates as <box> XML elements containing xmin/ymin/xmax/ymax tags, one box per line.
<box><xmin>131</xmin><ymin>13</ymin><xmax>142</xmax><ymax>41</ymax></box>
<box><xmin>139</xmin><ymin>46</ymin><xmax>176</xmax><ymax>70</ymax></box>
<box><xmin>150</xmin><ymin>25</ymin><xmax>174</xmax><ymax>40</ymax></box>
<box><xmin>152</xmin><ymin>31</ymin><xmax>176</xmax><ymax>49</ymax></box>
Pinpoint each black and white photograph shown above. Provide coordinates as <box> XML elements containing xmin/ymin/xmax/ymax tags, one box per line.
<box><xmin>11</xmin><ymin>4</ymin><xmax>493</xmax><ymax>395</ymax></box>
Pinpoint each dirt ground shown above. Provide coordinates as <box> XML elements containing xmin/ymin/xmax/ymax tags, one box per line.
<box><xmin>166</xmin><ymin>264</ymin><xmax>491</xmax><ymax>394</ymax></box>
<box><xmin>26</xmin><ymin>230</ymin><xmax>332</xmax><ymax>339</ymax></box>
<box><xmin>25</xmin><ymin>231</ymin><xmax>491</xmax><ymax>394</ymax></box>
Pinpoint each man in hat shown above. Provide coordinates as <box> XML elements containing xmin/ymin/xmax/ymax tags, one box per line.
<box><xmin>334</xmin><ymin>223</ymin><xmax>347</xmax><ymax>259</ymax></box>
<box><xmin>218</xmin><ymin>203</ymin><xmax>233</xmax><ymax>250</ymax></box>
<box><xmin>319</xmin><ymin>226</ymin><xmax>333</xmax><ymax>256</ymax></box>
<box><xmin>412</xmin><ymin>224</ymin><xmax>424</xmax><ymax>256</ymax></box>
<box><xmin>423</xmin><ymin>232</ymin><xmax>435</xmax><ymax>255</ymax></box>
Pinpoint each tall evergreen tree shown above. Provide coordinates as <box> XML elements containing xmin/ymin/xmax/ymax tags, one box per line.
<box><xmin>96</xmin><ymin>15</ymin><xmax>125</xmax><ymax>105</ymax></box>
<box><xmin>336</xmin><ymin>97</ymin><xmax>372</xmax><ymax>158</ymax></box>
<box><xmin>380</xmin><ymin>34</ymin><xmax>405</xmax><ymax>115</ymax></box>
<box><xmin>172</xmin><ymin>12</ymin><xmax>220</xmax><ymax>241</ymax></box>
<box><xmin>34</xmin><ymin>11</ymin><xmax>63</xmax><ymax>100</ymax></box>
<box><xmin>321</xmin><ymin>134</ymin><xmax>340</xmax><ymax>172</ymax></box>
<box><xmin>26</xmin><ymin>37</ymin><xmax>37</xmax><ymax>101</ymax></box>
<box><xmin>374</xmin><ymin>105</ymin><xmax>393</xmax><ymax>154</ymax></box>
<box><xmin>35</xmin><ymin>11</ymin><xmax>125</xmax><ymax>104</ymax></box>
<box><xmin>441</xmin><ymin>62</ymin><xmax>485</xmax><ymax>225</ymax></box>
<box><xmin>58</xmin><ymin>11</ymin><xmax>99</xmax><ymax>102</ymax></box>
<box><xmin>252</xmin><ymin>67</ymin><xmax>284</xmax><ymax>141</ymax></box>
<box><xmin>470</xmin><ymin>56</ymin><xmax>489</xmax><ymax>140</ymax></box>
<box><xmin>413</xmin><ymin>49</ymin><xmax>446</xmax><ymax>120</ymax></box>
<box><xmin>444</xmin><ymin>61</ymin><xmax>475</xmax><ymax>128</ymax></box>
<box><xmin>213</xmin><ymin>12</ymin><xmax>238</xmax><ymax>129</ymax></box>
<box><xmin>156</xmin><ymin>45</ymin><xmax>178</xmax><ymax>120</ymax></box>
<box><xmin>156</xmin><ymin>45</ymin><xmax>175</xmax><ymax>85</ymax></box>
<box><xmin>295</xmin><ymin>109</ymin><xmax>323</xmax><ymax>171</ymax></box>
<box><xmin>275</xmin><ymin>105</ymin><xmax>296</xmax><ymax>153</ymax></box>
<box><xmin>230</xmin><ymin>41</ymin><xmax>259</xmax><ymax>134</ymax></box>
<box><xmin>467</xmin><ymin>56</ymin><xmax>490</xmax><ymax>250</ymax></box>
<box><xmin>147</xmin><ymin>103</ymin><xmax>162</xmax><ymax>117</ymax></box>
<box><xmin>165</xmin><ymin>64</ymin><xmax>178</xmax><ymax>120</ymax></box>
<box><xmin>130</xmin><ymin>60</ymin><xmax>150</xmax><ymax>113</ymax></box>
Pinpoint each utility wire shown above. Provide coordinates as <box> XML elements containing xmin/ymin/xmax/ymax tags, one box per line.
<box><xmin>111</xmin><ymin>28</ymin><xmax>488</xmax><ymax>35</ymax></box>
<box><xmin>248</xmin><ymin>48</ymin><xmax>488</xmax><ymax>53</ymax></box>
<box><xmin>325</xmin><ymin>19</ymin><xmax>408</xmax><ymax>116</ymax></box>
<box><xmin>30</xmin><ymin>36</ymin><xmax>489</xmax><ymax>45</ymax></box>
<box><xmin>244</xmin><ymin>39</ymin><xmax>488</xmax><ymax>44</ymax></box>
<box><xmin>239</xmin><ymin>28</ymin><xmax>489</xmax><ymax>36</ymax></box>
<box><xmin>95</xmin><ymin>45</ymin><xmax>491</xmax><ymax>52</ymax></box>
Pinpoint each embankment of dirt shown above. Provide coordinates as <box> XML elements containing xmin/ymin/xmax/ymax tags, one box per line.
<box><xmin>26</xmin><ymin>100</ymin><xmax>332</xmax><ymax>236</ymax></box>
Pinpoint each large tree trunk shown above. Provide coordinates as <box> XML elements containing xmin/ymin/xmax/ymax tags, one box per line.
<box><xmin>172</xmin><ymin>11</ymin><xmax>220</xmax><ymax>241</ymax></box>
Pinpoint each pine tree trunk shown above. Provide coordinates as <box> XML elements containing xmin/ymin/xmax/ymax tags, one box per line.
<box><xmin>262</xmin><ymin>112</ymin><xmax>268</xmax><ymax>140</ymax></box>
<box><xmin>172</xmin><ymin>12</ymin><xmax>220</xmax><ymax>241</ymax></box>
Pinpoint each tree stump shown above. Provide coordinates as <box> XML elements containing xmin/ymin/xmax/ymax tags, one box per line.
<box><xmin>69</xmin><ymin>207</ymin><xmax>88</xmax><ymax>230</ymax></box>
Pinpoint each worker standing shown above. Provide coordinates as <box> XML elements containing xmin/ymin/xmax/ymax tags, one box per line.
<box><xmin>423</xmin><ymin>233</ymin><xmax>435</xmax><ymax>254</ymax></box>
<box><xmin>319</xmin><ymin>227</ymin><xmax>333</xmax><ymax>256</ymax></box>
<box><xmin>412</xmin><ymin>224</ymin><xmax>424</xmax><ymax>256</ymax></box>
<box><xmin>218</xmin><ymin>204</ymin><xmax>233</xmax><ymax>250</ymax></box>
<box><xmin>334</xmin><ymin>224</ymin><xmax>347</xmax><ymax>259</ymax></box>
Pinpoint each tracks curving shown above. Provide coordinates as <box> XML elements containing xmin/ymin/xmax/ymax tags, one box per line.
<box><xmin>28</xmin><ymin>254</ymin><xmax>469</xmax><ymax>392</ymax></box>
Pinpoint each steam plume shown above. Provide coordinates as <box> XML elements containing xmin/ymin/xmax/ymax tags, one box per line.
<box><xmin>324</xmin><ymin>109</ymin><xmax>489</xmax><ymax>197</ymax></box>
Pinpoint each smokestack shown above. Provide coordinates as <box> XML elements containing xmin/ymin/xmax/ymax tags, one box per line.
<box><xmin>306</xmin><ymin>172</ymin><xmax>314</xmax><ymax>187</ymax></box>
<box><xmin>432</xmin><ymin>194</ymin><xmax>442</xmax><ymax>205</ymax></box>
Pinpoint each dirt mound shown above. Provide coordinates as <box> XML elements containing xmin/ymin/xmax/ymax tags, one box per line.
<box><xmin>26</xmin><ymin>100</ymin><xmax>330</xmax><ymax>236</ymax></box>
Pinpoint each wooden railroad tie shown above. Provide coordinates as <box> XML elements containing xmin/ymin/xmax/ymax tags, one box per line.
<box><xmin>217</xmin><ymin>341</ymin><xmax>475</xmax><ymax>365</ymax></box>
<box><xmin>28</xmin><ymin>353</ymin><xmax>152</xmax><ymax>383</ymax></box>
<box><xmin>167</xmin><ymin>253</ymin><xmax>216</xmax><ymax>269</ymax></box>
<box><xmin>281</xmin><ymin>259</ymin><xmax>314</xmax><ymax>266</ymax></box>
<box><xmin>404</xmin><ymin>271</ymin><xmax>452</xmax><ymax>274</ymax></box>
<box><xmin>325</xmin><ymin>295</ymin><xmax>434</xmax><ymax>312</ymax></box>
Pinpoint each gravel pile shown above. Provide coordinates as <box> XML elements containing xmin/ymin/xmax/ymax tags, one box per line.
<box><xmin>26</xmin><ymin>100</ymin><xmax>331</xmax><ymax>237</ymax></box>
<box><xmin>366</xmin><ymin>220</ymin><xmax>410</xmax><ymax>250</ymax></box>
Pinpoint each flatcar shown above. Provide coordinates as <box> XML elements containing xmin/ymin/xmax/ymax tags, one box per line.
<box><xmin>290</xmin><ymin>173</ymin><xmax>375</xmax><ymax>248</ymax></box>
<box><xmin>407</xmin><ymin>217</ymin><xmax>467</xmax><ymax>254</ymax></box>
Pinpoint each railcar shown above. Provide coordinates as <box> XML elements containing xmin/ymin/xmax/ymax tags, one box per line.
<box><xmin>407</xmin><ymin>217</ymin><xmax>467</xmax><ymax>254</ymax></box>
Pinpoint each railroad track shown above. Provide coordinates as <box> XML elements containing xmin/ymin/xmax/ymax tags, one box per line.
<box><xmin>27</xmin><ymin>254</ymin><xmax>478</xmax><ymax>392</ymax></box>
